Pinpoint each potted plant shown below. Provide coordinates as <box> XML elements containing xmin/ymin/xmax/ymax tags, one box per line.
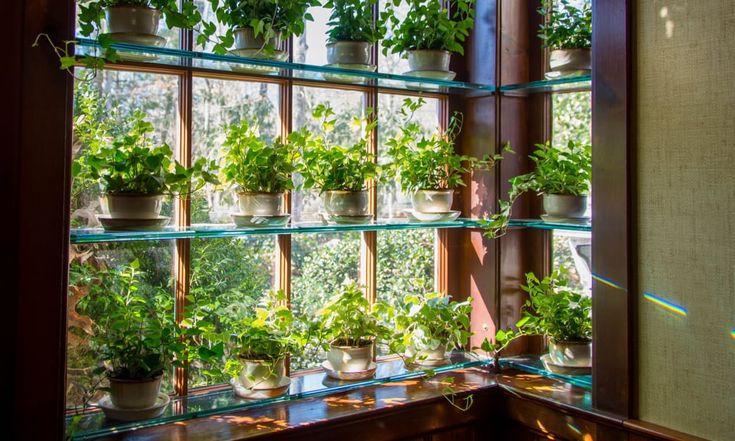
<box><xmin>225</xmin><ymin>291</ymin><xmax>299</xmax><ymax>396</ymax></box>
<box><xmin>78</xmin><ymin>0</ymin><xmax>201</xmax><ymax>44</ymax></box>
<box><xmin>387</xmin><ymin>292</ymin><xmax>473</xmax><ymax>366</ymax></box>
<box><xmin>483</xmin><ymin>139</ymin><xmax>591</xmax><ymax>238</ymax></box>
<box><xmin>73</xmin><ymin>111</ymin><xmax>218</xmax><ymax>227</ymax></box>
<box><xmin>324</xmin><ymin>0</ymin><xmax>385</xmax><ymax>68</ymax></box>
<box><xmin>381</xmin><ymin>0</ymin><xmax>475</xmax><ymax>78</ymax></box>
<box><xmin>87</xmin><ymin>260</ymin><xmax>182</xmax><ymax>418</ymax></box>
<box><xmin>203</xmin><ymin>0</ymin><xmax>318</xmax><ymax>58</ymax></box>
<box><xmin>538</xmin><ymin>0</ymin><xmax>592</xmax><ymax>78</ymax></box>
<box><xmin>295</xmin><ymin>104</ymin><xmax>378</xmax><ymax>220</ymax></box>
<box><xmin>220</xmin><ymin>120</ymin><xmax>297</xmax><ymax>223</ymax></box>
<box><xmin>315</xmin><ymin>283</ymin><xmax>388</xmax><ymax>376</ymax></box>
<box><xmin>386</xmin><ymin>99</ymin><xmax>502</xmax><ymax>215</ymax></box>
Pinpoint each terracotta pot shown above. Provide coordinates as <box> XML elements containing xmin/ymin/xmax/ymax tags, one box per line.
<box><xmin>105</xmin><ymin>6</ymin><xmax>161</xmax><ymax>35</ymax></box>
<box><xmin>238</xmin><ymin>358</ymin><xmax>286</xmax><ymax>389</ymax></box>
<box><xmin>326</xmin><ymin>41</ymin><xmax>372</xmax><ymax>65</ymax></box>
<box><xmin>548</xmin><ymin>48</ymin><xmax>591</xmax><ymax>73</ymax></box>
<box><xmin>106</xmin><ymin>194</ymin><xmax>163</xmax><ymax>219</ymax></box>
<box><xmin>327</xmin><ymin>340</ymin><xmax>373</xmax><ymax>372</ymax></box>
<box><xmin>411</xmin><ymin>189</ymin><xmax>454</xmax><ymax>213</ymax></box>
<box><xmin>237</xmin><ymin>192</ymin><xmax>284</xmax><ymax>216</ymax></box>
<box><xmin>233</xmin><ymin>27</ymin><xmax>281</xmax><ymax>51</ymax></box>
<box><xmin>548</xmin><ymin>339</ymin><xmax>592</xmax><ymax>367</ymax></box>
<box><xmin>324</xmin><ymin>190</ymin><xmax>369</xmax><ymax>216</ymax></box>
<box><xmin>542</xmin><ymin>194</ymin><xmax>588</xmax><ymax>218</ymax></box>
<box><xmin>407</xmin><ymin>50</ymin><xmax>451</xmax><ymax>72</ymax></box>
<box><xmin>108</xmin><ymin>375</ymin><xmax>162</xmax><ymax>409</ymax></box>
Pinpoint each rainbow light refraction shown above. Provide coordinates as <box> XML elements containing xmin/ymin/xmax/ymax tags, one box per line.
<box><xmin>592</xmin><ymin>273</ymin><xmax>625</xmax><ymax>290</ymax></box>
<box><xmin>643</xmin><ymin>292</ymin><xmax>688</xmax><ymax>316</ymax></box>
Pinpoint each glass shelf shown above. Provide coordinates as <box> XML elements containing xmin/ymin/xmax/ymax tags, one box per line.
<box><xmin>499</xmin><ymin>75</ymin><xmax>591</xmax><ymax>96</ymax></box>
<box><xmin>74</xmin><ymin>38</ymin><xmax>496</xmax><ymax>97</ymax></box>
<box><xmin>499</xmin><ymin>355</ymin><xmax>592</xmax><ymax>389</ymax></box>
<box><xmin>65</xmin><ymin>352</ymin><xmax>490</xmax><ymax>440</ymax></box>
<box><xmin>69</xmin><ymin>218</ymin><xmax>590</xmax><ymax>244</ymax></box>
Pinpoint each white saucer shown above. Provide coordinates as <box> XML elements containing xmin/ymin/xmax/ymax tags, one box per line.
<box><xmin>403</xmin><ymin>70</ymin><xmax>457</xmax><ymax>81</ymax></box>
<box><xmin>231</xmin><ymin>213</ymin><xmax>290</xmax><ymax>228</ymax></box>
<box><xmin>98</xmin><ymin>393</ymin><xmax>169</xmax><ymax>421</ymax></box>
<box><xmin>97</xmin><ymin>215</ymin><xmax>170</xmax><ymax>231</ymax></box>
<box><xmin>229</xmin><ymin>49</ymin><xmax>287</xmax><ymax>74</ymax></box>
<box><xmin>322</xmin><ymin>213</ymin><xmax>374</xmax><ymax>225</ymax></box>
<box><xmin>540</xmin><ymin>214</ymin><xmax>590</xmax><ymax>224</ymax></box>
<box><xmin>230</xmin><ymin>376</ymin><xmax>291</xmax><ymax>399</ymax></box>
<box><xmin>322</xmin><ymin>360</ymin><xmax>377</xmax><ymax>381</ymax></box>
<box><xmin>544</xmin><ymin>69</ymin><xmax>590</xmax><ymax>79</ymax></box>
<box><xmin>540</xmin><ymin>354</ymin><xmax>591</xmax><ymax>376</ymax></box>
<box><xmin>102</xmin><ymin>32</ymin><xmax>167</xmax><ymax>46</ymax></box>
<box><xmin>404</xmin><ymin>209</ymin><xmax>460</xmax><ymax>223</ymax></box>
<box><xmin>323</xmin><ymin>63</ymin><xmax>377</xmax><ymax>83</ymax></box>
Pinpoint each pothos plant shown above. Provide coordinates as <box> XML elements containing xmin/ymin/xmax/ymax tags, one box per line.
<box><xmin>479</xmin><ymin>269</ymin><xmax>592</xmax><ymax>356</ymax></box>
<box><xmin>220</xmin><ymin>121</ymin><xmax>297</xmax><ymax>193</ymax></box>
<box><xmin>381</xmin><ymin>0</ymin><xmax>476</xmax><ymax>56</ymax></box>
<box><xmin>223</xmin><ymin>290</ymin><xmax>303</xmax><ymax>379</ymax></box>
<box><xmin>73</xmin><ymin>111</ymin><xmax>219</xmax><ymax>197</ymax></box>
<box><xmin>385</xmin><ymin>292</ymin><xmax>473</xmax><ymax>363</ymax></box>
<box><xmin>325</xmin><ymin>0</ymin><xmax>385</xmax><ymax>44</ymax></box>
<box><xmin>314</xmin><ymin>282</ymin><xmax>389</xmax><ymax>348</ymax></box>
<box><xmin>538</xmin><ymin>0</ymin><xmax>592</xmax><ymax>50</ymax></box>
<box><xmin>77</xmin><ymin>0</ymin><xmax>202</xmax><ymax>38</ymax></box>
<box><xmin>385</xmin><ymin>98</ymin><xmax>504</xmax><ymax>192</ymax></box>
<box><xmin>295</xmin><ymin>103</ymin><xmax>379</xmax><ymax>192</ymax></box>
<box><xmin>200</xmin><ymin>0</ymin><xmax>319</xmax><ymax>54</ymax></box>
<box><xmin>482</xmin><ymin>139</ymin><xmax>591</xmax><ymax>238</ymax></box>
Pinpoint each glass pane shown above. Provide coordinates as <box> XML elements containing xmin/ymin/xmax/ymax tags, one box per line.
<box><xmin>293</xmin><ymin>5</ymin><xmax>331</xmax><ymax>66</ymax></box>
<box><xmin>377</xmin><ymin>229</ymin><xmax>434</xmax><ymax>304</ymax></box>
<box><xmin>187</xmin><ymin>237</ymin><xmax>276</xmax><ymax>388</ymax></box>
<box><xmin>291</xmin><ymin>86</ymin><xmax>367</xmax><ymax>223</ymax></box>
<box><xmin>66</xmin><ymin>241</ymin><xmax>175</xmax><ymax>410</ymax></box>
<box><xmin>378</xmin><ymin>0</ymin><xmax>409</xmax><ymax>74</ymax></box>
<box><xmin>290</xmin><ymin>232</ymin><xmax>361</xmax><ymax>370</ymax></box>
<box><xmin>191</xmin><ymin>77</ymin><xmax>281</xmax><ymax>224</ymax></box>
<box><xmin>71</xmin><ymin>69</ymin><xmax>179</xmax><ymax>228</ymax></box>
<box><xmin>552</xmin><ymin>92</ymin><xmax>591</xmax><ymax>147</ymax></box>
<box><xmin>377</xmin><ymin>94</ymin><xmax>442</xmax><ymax>219</ymax></box>
<box><xmin>553</xmin><ymin>230</ymin><xmax>592</xmax><ymax>295</ymax></box>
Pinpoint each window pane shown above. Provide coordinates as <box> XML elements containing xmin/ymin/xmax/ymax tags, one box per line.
<box><xmin>293</xmin><ymin>5</ymin><xmax>331</xmax><ymax>66</ymax></box>
<box><xmin>377</xmin><ymin>94</ymin><xmax>442</xmax><ymax>219</ymax></box>
<box><xmin>378</xmin><ymin>0</ymin><xmax>410</xmax><ymax>74</ymax></box>
<box><xmin>291</xmin><ymin>232</ymin><xmax>361</xmax><ymax>370</ymax></box>
<box><xmin>191</xmin><ymin>77</ymin><xmax>281</xmax><ymax>224</ymax></box>
<box><xmin>292</xmin><ymin>86</ymin><xmax>367</xmax><ymax>223</ymax></box>
<box><xmin>553</xmin><ymin>231</ymin><xmax>591</xmax><ymax>295</ymax></box>
<box><xmin>66</xmin><ymin>241</ymin><xmax>175</xmax><ymax>409</ymax></box>
<box><xmin>71</xmin><ymin>70</ymin><xmax>180</xmax><ymax>228</ymax></box>
<box><xmin>187</xmin><ymin>237</ymin><xmax>276</xmax><ymax>388</ymax></box>
<box><xmin>552</xmin><ymin>92</ymin><xmax>591</xmax><ymax>146</ymax></box>
<box><xmin>377</xmin><ymin>229</ymin><xmax>434</xmax><ymax>303</ymax></box>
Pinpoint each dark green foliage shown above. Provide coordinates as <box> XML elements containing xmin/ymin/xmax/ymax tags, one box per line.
<box><xmin>538</xmin><ymin>0</ymin><xmax>592</xmax><ymax>50</ymax></box>
<box><xmin>382</xmin><ymin>0</ymin><xmax>476</xmax><ymax>55</ymax></box>
<box><xmin>325</xmin><ymin>0</ymin><xmax>385</xmax><ymax>43</ymax></box>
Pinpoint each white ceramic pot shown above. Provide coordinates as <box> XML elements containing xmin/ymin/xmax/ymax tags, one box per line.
<box><xmin>327</xmin><ymin>341</ymin><xmax>373</xmax><ymax>372</ymax></box>
<box><xmin>407</xmin><ymin>50</ymin><xmax>451</xmax><ymax>72</ymax></box>
<box><xmin>108</xmin><ymin>375</ymin><xmax>162</xmax><ymax>409</ymax></box>
<box><xmin>405</xmin><ymin>343</ymin><xmax>447</xmax><ymax>364</ymax></box>
<box><xmin>548</xmin><ymin>339</ymin><xmax>592</xmax><ymax>368</ymax></box>
<box><xmin>106</xmin><ymin>194</ymin><xmax>163</xmax><ymax>219</ymax></box>
<box><xmin>237</xmin><ymin>192</ymin><xmax>284</xmax><ymax>216</ymax></box>
<box><xmin>105</xmin><ymin>6</ymin><xmax>161</xmax><ymax>35</ymax></box>
<box><xmin>238</xmin><ymin>358</ymin><xmax>286</xmax><ymax>389</ymax></box>
<box><xmin>411</xmin><ymin>189</ymin><xmax>454</xmax><ymax>213</ymax></box>
<box><xmin>326</xmin><ymin>41</ymin><xmax>372</xmax><ymax>65</ymax></box>
<box><xmin>549</xmin><ymin>48</ymin><xmax>591</xmax><ymax>73</ymax></box>
<box><xmin>324</xmin><ymin>190</ymin><xmax>369</xmax><ymax>216</ymax></box>
<box><xmin>233</xmin><ymin>27</ymin><xmax>281</xmax><ymax>51</ymax></box>
<box><xmin>542</xmin><ymin>194</ymin><xmax>588</xmax><ymax>218</ymax></box>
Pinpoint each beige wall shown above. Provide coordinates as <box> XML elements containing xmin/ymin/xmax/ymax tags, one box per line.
<box><xmin>636</xmin><ymin>1</ymin><xmax>735</xmax><ymax>440</ymax></box>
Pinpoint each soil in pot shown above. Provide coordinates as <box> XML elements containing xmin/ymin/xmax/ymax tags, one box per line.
<box><xmin>411</xmin><ymin>189</ymin><xmax>454</xmax><ymax>213</ymax></box>
<box><xmin>108</xmin><ymin>374</ymin><xmax>163</xmax><ymax>409</ymax></box>
<box><xmin>105</xmin><ymin>6</ymin><xmax>161</xmax><ymax>36</ymax></box>
<box><xmin>326</xmin><ymin>339</ymin><xmax>373</xmax><ymax>372</ymax></box>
